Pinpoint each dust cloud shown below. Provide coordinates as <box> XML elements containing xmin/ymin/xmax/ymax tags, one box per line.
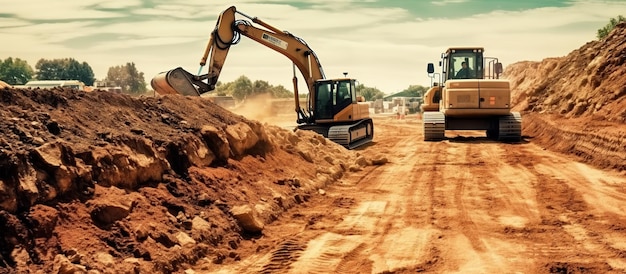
<box><xmin>232</xmin><ymin>93</ymin><xmax>298</xmax><ymax>128</ymax></box>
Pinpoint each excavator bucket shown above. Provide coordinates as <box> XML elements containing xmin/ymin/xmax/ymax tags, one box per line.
<box><xmin>151</xmin><ymin>67</ymin><xmax>201</xmax><ymax>96</ymax></box>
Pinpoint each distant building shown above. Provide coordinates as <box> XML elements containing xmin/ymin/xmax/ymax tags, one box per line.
<box><xmin>24</xmin><ymin>80</ymin><xmax>85</xmax><ymax>91</ymax></box>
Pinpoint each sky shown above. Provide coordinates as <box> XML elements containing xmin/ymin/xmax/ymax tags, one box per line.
<box><xmin>1</xmin><ymin>0</ymin><xmax>624</xmax><ymax>94</ymax></box>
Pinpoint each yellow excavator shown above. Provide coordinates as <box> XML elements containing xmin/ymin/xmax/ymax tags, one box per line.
<box><xmin>151</xmin><ymin>6</ymin><xmax>373</xmax><ymax>149</ymax></box>
<box><xmin>421</xmin><ymin>47</ymin><xmax>522</xmax><ymax>142</ymax></box>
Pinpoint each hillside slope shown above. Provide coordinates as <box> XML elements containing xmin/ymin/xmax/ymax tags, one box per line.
<box><xmin>504</xmin><ymin>23</ymin><xmax>626</xmax><ymax>171</ymax></box>
<box><xmin>0</xmin><ymin>87</ymin><xmax>381</xmax><ymax>273</ymax></box>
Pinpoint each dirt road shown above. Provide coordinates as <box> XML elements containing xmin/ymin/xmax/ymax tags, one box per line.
<box><xmin>197</xmin><ymin>115</ymin><xmax>626</xmax><ymax>273</ymax></box>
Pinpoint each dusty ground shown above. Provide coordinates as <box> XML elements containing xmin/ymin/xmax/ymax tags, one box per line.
<box><xmin>0</xmin><ymin>21</ymin><xmax>625</xmax><ymax>274</ymax></box>
<box><xmin>196</xmin><ymin>117</ymin><xmax>626</xmax><ymax>273</ymax></box>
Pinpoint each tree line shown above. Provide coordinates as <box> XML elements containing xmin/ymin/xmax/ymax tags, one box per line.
<box><xmin>214</xmin><ymin>75</ymin><xmax>398</xmax><ymax>102</ymax></box>
<box><xmin>0</xmin><ymin>56</ymin><xmax>425</xmax><ymax>100</ymax></box>
<box><xmin>0</xmin><ymin>57</ymin><xmax>147</xmax><ymax>94</ymax></box>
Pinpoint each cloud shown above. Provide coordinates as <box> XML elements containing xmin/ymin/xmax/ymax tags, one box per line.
<box><xmin>431</xmin><ymin>0</ymin><xmax>470</xmax><ymax>6</ymax></box>
<box><xmin>0</xmin><ymin>0</ymin><xmax>624</xmax><ymax>93</ymax></box>
<box><xmin>1</xmin><ymin>1</ymin><xmax>123</xmax><ymax>20</ymax></box>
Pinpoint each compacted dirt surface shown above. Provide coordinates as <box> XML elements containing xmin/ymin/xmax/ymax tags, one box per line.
<box><xmin>1</xmin><ymin>23</ymin><xmax>625</xmax><ymax>274</ymax></box>
<box><xmin>198</xmin><ymin>118</ymin><xmax>626</xmax><ymax>274</ymax></box>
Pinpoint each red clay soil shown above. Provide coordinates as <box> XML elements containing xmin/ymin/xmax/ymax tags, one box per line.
<box><xmin>504</xmin><ymin>22</ymin><xmax>626</xmax><ymax>171</ymax></box>
<box><xmin>0</xmin><ymin>87</ymin><xmax>374</xmax><ymax>273</ymax></box>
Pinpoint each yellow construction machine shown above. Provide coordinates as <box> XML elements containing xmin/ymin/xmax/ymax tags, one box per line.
<box><xmin>421</xmin><ymin>47</ymin><xmax>522</xmax><ymax>141</ymax></box>
<box><xmin>151</xmin><ymin>6</ymin><xmax>373</xmax><ymax>149</ymax></box>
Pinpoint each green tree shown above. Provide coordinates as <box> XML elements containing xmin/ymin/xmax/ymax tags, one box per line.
<box><xmin>214</xmin><ymin>81</ymin><xmax>232</xmax><ymax>96</ymax></box>
<box><xmin>403</xmin><ymin>85</ymin><xmax>428</xmax><ymax>98</ymax></box>
<box><xmin>252</xmin><ymin>79</ymin><xmax>271</xmax><ymax>95</ymax></box>
<box><xmin>211</xmin><ymin>75</ymin><xmax>294</xmax><ymax>99</ymax></box>
<box><xmin>270</xmin><ymin>85</ymin><xmax>293</xmax><ymax>98</ymax></box>
<box><xmin>357</xmin><ymin>84</ymin><xmax>384</xmax><ymax>101</ymax></box>
<box><xmin>35</xmin><ymin>58</ymin><xmax>96</xmax><ymax>85</ymax></box>
<box><xmin>231</xmin><ymin>75</ymin><xmax>253</xmax><ymax>100</ymax></box>
<box><xmin>0</xmin><ymin>57</ymin><xmax>34</xmax><ymax>85</ymax></box>
<box><xmin>105</xmin><ymin>62</ymin><xmax>147</xmax><ymax>94</ymax></box>
<box><xmin>597</xmin><ymin>15</ymin><xmax>625</xmax><ymax>39</ymax></box>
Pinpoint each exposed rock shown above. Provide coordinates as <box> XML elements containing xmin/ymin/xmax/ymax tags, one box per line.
<box><xmin>0</xmin><ymin>179</ymin><xmax>17</xmax><ymax>212</ymax></box>
<box><xmin>191</xmin><ymin>216</ymin><xmax>212</xmax><ymax>233</ymax></box>
<box><xmin>17</xmin><ymin>165</ymin><xmax>39</xmax><ymax>207</ymax></box>
<box><xmin>200</xmin><ymin>125</ymin><xmax>231</xmax><ymax>162</ymax></box>
<box><xmin>11</xmin><ymin>246</ymin><xmax>30</xmax><ymax>270</ymax></box>
<box><xmin>53</xmin><ymin>254</ymin><xmax>87</xmax><ymax>274</ymax></box>
<box><xmin>371</xmin><ymin>156</ymin><xmax>389</xmax><ymax>165</ymax></box>
<box><xmin>134</xmin><ymin>223</ymin><xmax>153</xmax><ymax>241</ymax></box>
<box><xmin>89</xmin><ymin>137</ymin><xmax>169</xmax><ymax>189</ymax></box>
<box><xmin>88</xmin><ymin>186</ymin><xmax>137</xmax><ymax>224</ymax></box>
<box><xmin>175</xmin><ymin>231</ymin><xmax>196</xmax><ymax>247</ymax></box>
<box><xmin>355</xmin><ymin>155</ymin><xmax>370</xmax><ymax>167</ymax></box>
<box><xmin>183</xmin><ymin>135</ymin><xmax>216</xmax><ymax>168</ymax></box>
<box><xmin>225</xmin><ymin>122</ymin><xmax>260</xmax><ymax>157</ymax></box>
<box><xmin>95</xmin><ymin>252</ymin><xmax>115</xmax><ymax>267</ymax></box>
<box><xmin>65</xmin><ymin>248</ymin><xmax>83</xmax><ymax>264</ymax></box>
<box><xmin>32</xmin><ymin>142</ymin><xmax>88</xmax><ymax>194</ymax></box>
<box><xmin>231</xmin><ymin>204</ymin><xmax>264</xmax><ymax>233</ymax></box>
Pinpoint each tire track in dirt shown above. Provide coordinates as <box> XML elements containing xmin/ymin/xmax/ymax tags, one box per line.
<box><xmin>501</xmin><ymin>145</ymin><xmax>626</xmax><ymax>273</ymax></box>
<box><xmin>427</xmin><ymin>138</ymin><xmax>544</xmax><ymax>273</ymax></box>
<box><xmin>203</xmin><ymin>120</ymin><xmax>433</xmax><ymax>274</ymax></box>
<box><xmin>199</xmin><ymin>118</ymin><xmax>626</xmax><ymax>274</ymax></box>
<box><xmin>288</xmin><ymin>120</ymin><xmax>441</xmax><ymax>273</ymax></box>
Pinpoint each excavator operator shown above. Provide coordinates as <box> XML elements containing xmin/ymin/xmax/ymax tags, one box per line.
<box><xmin>455</xmin><ymin>61</ymin><xmax>475</xmax><ymax>79</ymax></box>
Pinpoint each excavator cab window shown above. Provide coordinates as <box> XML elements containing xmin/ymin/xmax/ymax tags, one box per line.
<box><xmin>335</xmin><ymin>80</ymin><xmax>353</xmax><ymax>112</ymax></box>
<box><xmin>445</xmin><ymin>49</ymin><xmax>484</xmax><ymax>81</ymax></box>
<box><xmin>315</xmin><ymin>82</ymin><xmax>333</xmax><ymax>119</ymax></box>
<box><xmin>314</xmin><ymin>80</ymin><xmax>353</xmax><ymax>120</ymax></box>
<box><xmin>337</xmin><ymin>81</ymin><xmax>352</xmax><ymax>102</ymax></box>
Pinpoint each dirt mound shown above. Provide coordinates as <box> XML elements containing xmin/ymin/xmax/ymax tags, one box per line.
<box><xmin>0</xmin><ymin>87</ymin><xmax>381</xmax><ymax>273</ymax></box>
<box><xmin>504</xmin><ymin>22</ymin><xmax>626</xmax><ymax>171</ymax></box>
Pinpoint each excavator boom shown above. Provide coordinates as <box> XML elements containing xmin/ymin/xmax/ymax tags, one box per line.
<box><xmin>151</xmin><ymin>6</ymin><xmax>324</xmax><ymax>121</ymax></box>
<box><xmin>151</xmin><ymin>6</ymin><xmax>373</xmax><ymax>149</ymax></box>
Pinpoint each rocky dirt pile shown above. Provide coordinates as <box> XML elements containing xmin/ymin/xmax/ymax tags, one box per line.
<box><xmin>0</xmin><ymin>87</ymin><xmax>383</xmax><ymax>273</ymax></box>
<box><xmin>504</xmin><ymin>22</ymin><xmax>626</xmax><ymax>171</ymax></box>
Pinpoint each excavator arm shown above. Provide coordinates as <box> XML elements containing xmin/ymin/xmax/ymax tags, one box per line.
<box><xmin>151</xmin><ymin>6</ymin><xmax>326</xmax><ymax>123</ymax></box>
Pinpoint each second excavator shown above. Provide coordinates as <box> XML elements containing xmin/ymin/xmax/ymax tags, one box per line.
<box><xmin>151</xmin><ymin>6</ymin><xmax>373</xmax><ymax>149</ymax></box>
<box><xmin>421</xmin><ymin>47</ymin><xmax>522</xmax><ymax>142</ymax></box>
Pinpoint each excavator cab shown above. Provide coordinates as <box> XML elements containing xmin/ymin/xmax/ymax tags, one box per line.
<box><xmin>313</xmin><ymin>79</ymin><xmax>354</xmax><ymax>120</ymax></box>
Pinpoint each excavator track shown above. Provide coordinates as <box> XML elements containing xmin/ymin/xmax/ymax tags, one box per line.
<box><xmin>496</xmin><ymin>112</ymin><xmax>522</xmax><ymax>142</ymax></box>
<box><xmin>327</xmin><ymin>118</ymin><xmax>374</xmax><ymax>149</ymax></box>
<box><xmin>423</xmin><ymin>111</ymin><xmax>446</xmax><ymax>141</ymax></box>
